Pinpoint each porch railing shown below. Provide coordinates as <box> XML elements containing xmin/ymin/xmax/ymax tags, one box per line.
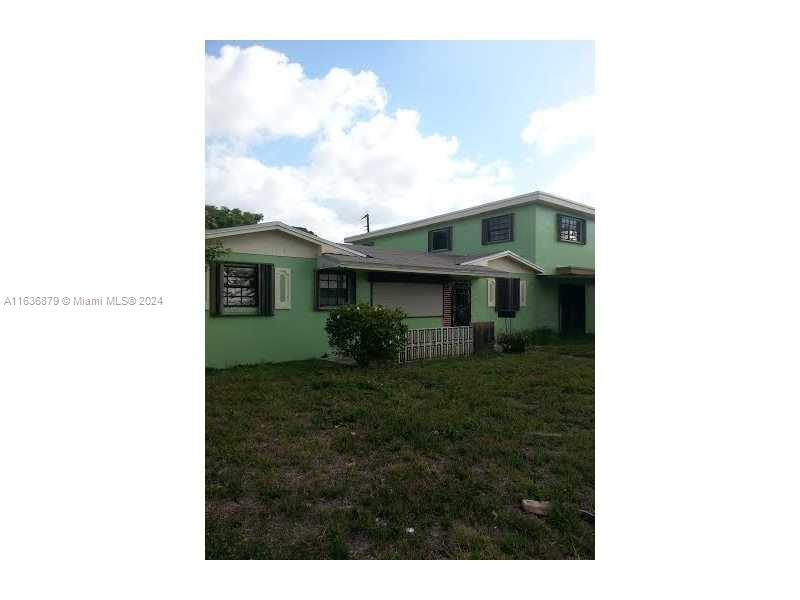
<box><xmin>399</xmin><ymin>326</ymin><xmax>473</xmax><ymax>363</ymax></box>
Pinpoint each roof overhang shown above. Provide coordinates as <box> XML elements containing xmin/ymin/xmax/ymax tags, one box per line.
<box><xmin>318</xmin><ymin>255</ymin><xmax>508</xmax><ymax>278</ymax></box>
<box><xmin>206</xmin><ymin>222</ymin><xmax>366</xmax><ymax>257</ymax></box>
<box><xmin>458</xmin><ymin>251</ymin><xmax>544</xmax><ymax>274</ymax></box>
<box><xmin>344</xmin><ymin>191</ymin><xmax>595</xmax><ymax>243</ymax></box>
<box><xmin>537</xmin><ymin>266</ymin><xmax>595</xmax><ymax>281</ymax></box>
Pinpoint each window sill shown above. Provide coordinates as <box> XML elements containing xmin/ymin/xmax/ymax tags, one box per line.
<box><xmin>557</xmin><ymin>239</ymin><xmax>587</xmax><ymax>245</ymax></box>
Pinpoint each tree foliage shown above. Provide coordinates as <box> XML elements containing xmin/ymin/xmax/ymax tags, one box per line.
<box><xmin>324</xmin><ymin>303</ymin><xmax>408</xmax><ymax>367</ymax></box>
<box><xmin>205</xmin><ymin>205</ymin><xmax>263</xmax><ymax>229</ymax></box>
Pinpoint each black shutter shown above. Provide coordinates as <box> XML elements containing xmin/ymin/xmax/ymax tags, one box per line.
<box><xmin>511</xmin><ymin>279</ymin><xmax>521</xmax><ymax>311</ymax></box>
<box><xmin>496</xmin><ymin>278</ymin><xmax>509</xmax><ymax>310</ymax></box>
<box><xmin>314</xmin><ymin>270</ymin><xmax>321</xmax><ymax>310</ymax></box>
<box><xmin>212</xmin><ymin>262</ymin><xmax>223</xmax><ymax>316</ymax></box>
<box><xmin>258</xmin><ymin>264</ymin><xmax>274</xmax><ymax>316</ymax></box>
<box><xmin>481</xmin><ymin>219</ymin><xmax>489</xmax><ymax>245</ymax></box>
<box><xmin>348</xmin><ymin>271</ymin><xmax>357</xmax><ymax>304</ymax></box>
<box><xmin>508</xmin><ymin>214</ymin><xmax>515</xmax><ymax>242</ymax></box>
<box><xmin>427</xmin><ymin>230</ymin><xmax>433</xmax><ymax>252</ymax></box>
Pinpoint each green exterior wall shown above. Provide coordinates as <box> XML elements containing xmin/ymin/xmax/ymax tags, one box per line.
<box><xmin>206</xmin><ymin>252</ymin><xmax>376</xmax><ymax>368</ymax></box>
<box><xmin>206</xmin><ymin>252</ymin><xmax>444</xmax><ymax>367</ymax></box>
<box><xmin>366</xmin><ymin>202</ymin><xmax>593</xmax><ymax>273</ymax></box>
<box><xmin>369</xmin><ymin>203</ymin><xmax>538</xmax><ymax>262</ymax></box>
<box><xmin>532</xmin><ymin>204</ymin><xmax>594</xmax><ymax>272</ymax></box>
<box><xmin>360</xmin><ymin>200</ymin><xmax>595</xmax><ymax>336</ymax></box>
<box><xmin>206</xmin><ymin>200</ymin><xmax>594</xmax><ymax>367</ymax></box>
<box><xmin>470</xmin><ymin>275</ymin><xmax>539</xmax><ymax>335</ymax></box>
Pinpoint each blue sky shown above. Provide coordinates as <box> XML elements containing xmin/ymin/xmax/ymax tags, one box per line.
<box><xmin>205</xmin><ymin>40</ymin><xmax>594</xmax><ymax>241</ymax></box>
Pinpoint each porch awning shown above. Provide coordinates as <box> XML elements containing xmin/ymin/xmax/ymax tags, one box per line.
<box><xmin>537</xmin><ymin>266</ymin><xmax>595</xmax><ymax>281</ymax></box>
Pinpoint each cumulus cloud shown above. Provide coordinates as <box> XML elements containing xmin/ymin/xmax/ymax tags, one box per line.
<box><xmin>206</xmin><ymin>108</ymin><xmax>514</xmax><ymax>241</ymax></box>
<box><xmin>205</xmin><ymin>45</ymin><xmax>517</xmax><ymax>240</ymax></box>
<box><xmin>546</xmin><ymin>151</ymin><xmax>594</xmax><ymax>206</ymax></box>
<box><xmin>521</xmin><ymin>95</ymin><xmax>594</xmax><ymax>156</ymax></box>
<box><xmin>206</xmin><ymin>45</ymin><xmax>387</xmax><ymax>143</ymax></box>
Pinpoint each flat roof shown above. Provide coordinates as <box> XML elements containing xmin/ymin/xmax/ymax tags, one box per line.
<box><xmin>344</xmin><ymin>191</ymin><xmax>595</xmax><ymax>243</ymax></box>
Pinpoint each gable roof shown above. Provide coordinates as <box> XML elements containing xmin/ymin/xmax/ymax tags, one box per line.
<box><xmin>319</xmin><ymin>245</ymin><xmax>541</xmax><ymax>277</ymax></box>
<box><xmin>344</xmin><ymin>191</ymin><xmax>594</xmax><ymax>243</ymax></box>
<box><xmin>205</xmin><ymin>221</ymin><xmax>366</xmax><ymax>257</ymax></box>
<box><xmin>459</xmin><ymin>250</ymin><xmax>544</xmax><ymax>273</ymax></box>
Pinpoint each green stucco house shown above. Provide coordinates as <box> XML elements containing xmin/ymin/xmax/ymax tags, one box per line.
<box><xmin>206</xmin><ymin>191</ymin><xmax>594</xmax><ymax>368</ymax></box>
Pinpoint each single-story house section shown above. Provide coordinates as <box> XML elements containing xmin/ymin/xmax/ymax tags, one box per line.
<box><xmin>205</xmin><ymin>221</ymin><xmax>543</xmax><ymax>368</ymax></box>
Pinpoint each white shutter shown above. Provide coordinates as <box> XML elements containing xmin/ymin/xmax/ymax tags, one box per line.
<box><xmin>487</xmin><ymin>278</ymin><xmax>496</xmax><ymax>307</ymax></box>
<box><xmin>520</xmin><ymin>280</ymin><xmax>527</xmax><ymax>307</ymax></box>
<box><xmin>275</xmin><ymin>268</ymin><xmax>292</xmax><ymax>309</ymax></box>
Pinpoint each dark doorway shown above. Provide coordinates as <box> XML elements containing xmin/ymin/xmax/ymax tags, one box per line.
<box><xmin>559</xmin><ymin>284</ymin><xmax>586</xmax><ymax>337</ymax></box>
<box><xmin>452</xmin><ymin>281</ymin><xmax>471</xmax><ymax>326</ymax></box>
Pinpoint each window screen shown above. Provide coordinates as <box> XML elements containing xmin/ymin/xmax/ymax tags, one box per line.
<box><xmin>318</xmin><ymin>270</ymin><xmax>354</xmax><ymax>308</ymax></box>
<box><xmin>223</xmin><ymin>265</ymin><xmax>258</xmax><ymax>307</ymax></box>
<box><xmin>428</xmin><ymin>227</ymin><xmax>452</xmax><ymax>252</ymax></box>
<box><xmin>558</xmin><ymin>214</ymin><xmax>586</xmax><ymax>244</ymax></box>
<box><xmin>482</xmin><ymin>214</ymin><xmax>514</xmax><ymax>244</ymax></box>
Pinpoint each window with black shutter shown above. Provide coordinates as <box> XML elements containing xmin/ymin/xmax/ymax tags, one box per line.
<box><xmin>481</xmin><ymin>214</ymin><xmax>514</xmax><ymax>244</ymax></box>
<box><xmin>316</xmin><ymin>269</ymin><xmax>356</xmax><ymax>309</ymax></box>
<box><xmin>211</xmin><ymin>262</ymin><xmax>274</xmax><ymax>316</ymax></box>
<box><xmin>558</xmin><ymin>214</ymin><xmax>586</xmax><ymax>244</ymax></box>
<box><xmin>495</xmin><ymin>277</ymin><xmax>521</xmax><ymax>317</ymax></box>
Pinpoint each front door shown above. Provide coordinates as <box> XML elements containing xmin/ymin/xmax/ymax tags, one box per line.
<box><xmin>559</xmin><ymin>284</ymin><xmax>586</xmax><ymax>337</ymax></box>
<box><xmin>452</xmin><ymin>281</ymin><xmax>471</xmax><ymax>326</ymax></box>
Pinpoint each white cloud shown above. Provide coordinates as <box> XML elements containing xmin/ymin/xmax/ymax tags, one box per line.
<box><xmin>206</xmin><ymin>109</ymin><xmax>515</xmax><ymax>241</ymax></box>
<box><xmin>546</xmin><ymin>151</ymin><xmax>594</xmax><ymax>206</ymax></box>
<box><xmin>521</xmin><ymin>95</ymin><xmax>594</xmax><ymax>156</ymax></box>
<box><xmin>206</xmin><ymin>45</ymin><xmax>387</xmax><ymax>143</ymax></box>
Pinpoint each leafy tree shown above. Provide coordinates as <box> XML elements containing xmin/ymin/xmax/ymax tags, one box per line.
<box><xmin>205</xmin><ymin>205</ymin><xmax>263</xmax><ymax>229</ymax></box>
<box><xmin>325</xmin><ymin>303</ymin><xmax>408</xmax><ymax>367</ymax></box>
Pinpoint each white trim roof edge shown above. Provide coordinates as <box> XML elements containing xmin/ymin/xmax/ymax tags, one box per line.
<box><xmin>318</xmin><ymin>257</ymin><xmax>506</xmax><ymax>278</ymax></box>
<box><xmin>206</xmin><ymin>221</ymin><xmax>366</xmax><ymax>257</ymax></box>
<box><xmin>344</xmin><ymin>191</ymin><xmax>595</xmax><ymax>242</ymax></box>
<box><xmin>459</xmin><ymin>251</ymin><xmax>544</xmax><ymax>274</ymax></box>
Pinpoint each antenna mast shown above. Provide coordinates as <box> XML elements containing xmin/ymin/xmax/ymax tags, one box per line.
<box><xmin>361</xmin><ymin>213</ymin><xmax>370</xmax><ymax>232</ymax></box>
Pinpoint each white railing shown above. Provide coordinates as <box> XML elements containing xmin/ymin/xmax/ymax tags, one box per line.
<box><xmin>399</xmin><ymin>326</ymin><xmax>473</xmax><ymax>363</ymax></box>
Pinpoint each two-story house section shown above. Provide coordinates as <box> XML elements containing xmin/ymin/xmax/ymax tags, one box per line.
<box><xmin>344</xmin><ymin>191</ymin><xmax>595</xmax><ymax>337</ymax></box>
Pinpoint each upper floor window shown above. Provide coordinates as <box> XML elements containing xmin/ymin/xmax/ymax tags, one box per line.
<box><xmin>558</xmin><ymin>214</ymin><xmax>586</xmax><ymax>244</ymax></box>
<box><xmin>428</xmin><ymin>226</ymin><xmax>452</xmax><ymax>252</ymax></box>
<box><xmin>482</xmin><ymin>214</ymin><xmax>514</xmax><ymax>244</ymax></box>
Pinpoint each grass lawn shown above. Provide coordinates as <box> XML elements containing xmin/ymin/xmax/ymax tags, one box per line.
<box><xmin>206</xmin><ymin>344</ymin><xmax>594</xmax><ymax>559</ymax></box>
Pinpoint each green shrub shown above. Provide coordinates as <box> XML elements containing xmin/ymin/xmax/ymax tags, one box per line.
<box><xmin>324</xmin><ymin>303</ymin><xmax>408</xmax><ymax>367</ymax></box>
<box><xmin>497</xmin><ymin>331</ymin><xmax>527</xmax><ymax>353</ymax></box>
<box><xmin>524</xmin><ymin>327</ymin><xmax>560</xmax><ymax>346</ymax></box>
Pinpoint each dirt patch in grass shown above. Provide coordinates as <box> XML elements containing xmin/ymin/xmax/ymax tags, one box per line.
<box><xmin>206</xmin><ymin>346</ymin><xmax>594</xmax><ymax>559</ymax></box>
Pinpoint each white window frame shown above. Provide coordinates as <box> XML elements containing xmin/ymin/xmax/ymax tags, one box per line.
<box><xmin>275</xmin><ymin>268</ymin><xmax>292</xmax><ymax>310</ymax></box>
<box><xmin>520</xmin><ymin>280</ymin><xmax>527</xmax><ymax>307</ymax></box>
<box><xmin>487</xmin><ymin>278</ymin><xmax>496</xmax><ymax>307</ymax></box>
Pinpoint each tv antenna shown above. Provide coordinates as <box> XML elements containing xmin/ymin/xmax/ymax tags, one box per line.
<box><xmin>361</xmin><ymin>213</ymin><xmax>370</xmax><ymax>232</ymax></box>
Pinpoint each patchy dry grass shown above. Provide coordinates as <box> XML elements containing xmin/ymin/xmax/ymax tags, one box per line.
<box><xmin>206</xmin><ymin>345</ymin><xmax>594</xmax><ymax>559</ymax></box>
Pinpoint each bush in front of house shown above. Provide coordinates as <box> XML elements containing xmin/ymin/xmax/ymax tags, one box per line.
<box><xmin>324</xmin><ymin>303</ymin><xmax>408</xmax><ymax>367</ymax></box>
<box><xmin>497</xmin><ymin>331</ymin><xmax>527</xmax><ymax>353</ymax></box>
<box><xmin>523</xmin><ymin>327</ymin><xmax>560</xmax><ymax>346</ymax></box>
